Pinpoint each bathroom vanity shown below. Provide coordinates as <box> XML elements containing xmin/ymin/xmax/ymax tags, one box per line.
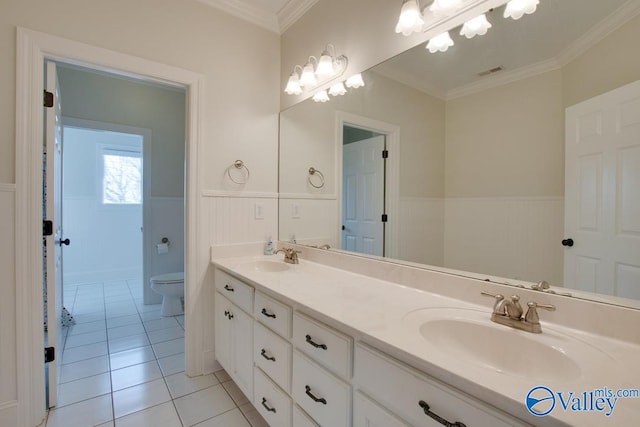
<box><xmin>212</xmin><ymin>248</ymin><xmax>640</xmax><ymax>427</ymax></box>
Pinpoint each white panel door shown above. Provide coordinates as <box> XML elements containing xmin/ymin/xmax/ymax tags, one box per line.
<box><xmin>342</xmin><ymin>136</ymin><xmax>385</xmax><ymax>256</ymax></box>
<box><xmin>45</xmin><ymin>61</ymin><xmax>64</xmax><ymax>407</ymax></box>
<box><xmin>565</xmin><ymin>80</ymin><xmax>640</xmax><ymax>299</ymax></box>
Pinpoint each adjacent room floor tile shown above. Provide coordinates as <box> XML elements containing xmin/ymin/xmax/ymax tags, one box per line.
<box><xmin>158</xmin><ymin>353</ymin><xmax>185</xmax><ymax>377</ymax></box>
<box><xmin>112</xmin><ymin>378</ymin><xmax>171</xmax><ymax>419</ymax></box>
<box><xmin>174</xmin><ymin>385</ymin><xmax>236</xmax><ymax>427</ymax></box>
<box><xmin>147</xmin><ymin>326</ymin><xmax>185</xmax><ymax>344</ymax></box>
<box><xmin>143</xmin><ymin>317</ymin><xmax>180</xmax><ymax>332</ymax></box>
<box><xmin>108</xmin><ymin>333</ymin><xmax>150</xmax><ymax>354</ymax></box>
<box><xmin>109</xmin><ymin>346</ymin><xmax>156</xmax><ymax>371</ymax></box>
<box><xmin>107</xmin><ymin>314</ymin><xmax>142</xmax><ymax>329</ymax></box>
<box><xmin>152</xmin><ymin>338</ymin><xmax>184</xmax><ymax>359</ymax></box>
<box><xmin>114</xmin><ymin>401</ymin><xmax>182</xmax><ymax>427</ymax></box>
<box><xmin>111</xmin><ymin>360</ymin><xmax>162</xmax><ymax>391</ymax></box>
<box><xmin>107</xmin><ymin>323</ymin><xmax>147</xmax><ymax>340</ymax></box>
<box><xmin>62</xmin><ymin>342</ymin><xmax>108</xmax><ymax>365</ymax></box>
<box><xmin>165</xmin><ymin>372</ymin><xmax>219</xmax><ymax>399</ymax></box>
<box><xmin>194</xmin><ymin>408</ymin><xmax>251</xmax><ymax>427</ymax></box>
<box><xmin>67</xmin><ymin>320</ymin><xmax>106</xmax><ymax>336</ymax></box>
<box><xmin>57</xmin><ymin>373</ymin><xmax>111</xmax><ymax>407</ymax></box>
<box><xmin>64</xmin><ymin>329</ymin><xmax>107</xmax><ymax>349</ymax></box>
<box><xmin>46</xmin><ymin>394</ymin><xmax>112</xmax><ymax>427</ymax></box>
<box><xmin>139</xmin><ymin>310</ymin><xmax>163</xmax><ymax>322</ymax></box>
<box><xmin>59</xmin><ymin>355</ymin><xmax>109</xmax><ymax>384</ymax></box>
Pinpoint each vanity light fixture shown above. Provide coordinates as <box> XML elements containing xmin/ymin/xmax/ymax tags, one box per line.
<box><xmin>459</xmin><ymin>13</ymin><xmax>492</xmax><ymax>38</ymax></box>
<box><xmin>284</xmin><ymin>44</ymin><xmax>349</xmax><ymax>96</ymax></box>
<box><xmin>426</xmin><ymin>31</ymin><xmax>454</xmax><ymax>53</ymax></box>
<box><xmin>329</xmin><ymin>82</ymin><xmax>347</xmax><ymax>96</ymax></box>
<box><xmin>504</xmin><ymin>0</ymin><xmax>539</xmax><ymax>20</ymax></box>
<box><xmin>395</xmin><ymin>0</ymin><xmax>424</xmax><ymax>36</ymax></box>
<box><xmin>299</xmin><ymin>58</ymin><xmax>318</xmax><ymax>88</ymax></box>
<box><xmin>316</xmin><ymin>45</ymin><xmax>337</xmax><ymax>79</ymax></box>
<box><xmin>345</xmin><ymin>73</ymin><xmax>365</xmax><ymax>89</ymax></box>
<box><xmin>284</xmin><ymin>65</ymin><xmax>304</xmax><ymax>95</ymax></box>
<box><xmin>312</xmin><ymin>90</ymin><xmax>330</xmax><ymax>103</ymax></box>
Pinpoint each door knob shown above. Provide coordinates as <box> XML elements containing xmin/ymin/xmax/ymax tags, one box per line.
<box><xmin>58</xmin><ymin>238</ymin><xmax>70</xmax><ymax>246</ymax></box>
<box><xmin>561</xmin><ymin>238</ymin><xmax>574</xmax><ymax>247</ymax></box>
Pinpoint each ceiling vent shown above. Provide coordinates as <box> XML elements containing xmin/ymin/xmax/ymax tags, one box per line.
<box><xmin>477</xmin><ymin>66</ymin><xmax>504</xmax><ymax>77</ymax></box>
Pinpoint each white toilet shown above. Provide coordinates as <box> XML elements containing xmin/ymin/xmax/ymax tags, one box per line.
<box><xmin>150</xmin><ymin>272</ymin><xmax>185</xmax><ymax>316</ymax></box>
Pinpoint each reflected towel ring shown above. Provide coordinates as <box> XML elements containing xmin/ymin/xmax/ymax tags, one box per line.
<box><xmin>308</xmin><ymin>167</ymin><xmax>325</xmax><ymax>188</ymax></box>
<box><xmin>227</xmin><ymin>160</ymin><xmax>250</xmax><ymax>184</ymax></box>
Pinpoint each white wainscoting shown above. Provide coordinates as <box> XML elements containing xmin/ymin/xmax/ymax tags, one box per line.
<box><xmin>0</xmin><ymin>186</ymin><xmax>17</xmax><ymax>411</ymax></box>
<box><xmin>279</xmin><ymin>197</ymin><xmax>338</xmax><ymax>247</ymax></box>
<box><xmin>398</xmin><ymin>197</ymin><xmax>445</xmax><ymax>265</ymax></box>
<box><xmin>444</xmin><ymin>197</ymin><xmax>564</xmax><ymax>285</ymax></box>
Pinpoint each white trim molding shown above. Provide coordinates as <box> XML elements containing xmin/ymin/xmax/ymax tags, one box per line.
<box><xmin>0</xmin><ymin>183</ymin><xmax>16</xmax><ymax>192</ymax></box>
<box><xmin>278</xmin><ymin>0</ymin><xmax>320</xmax><ymax>33</ymax></box>
<box><xmin>15</xmin><ymin>27</ymin><xmax>204</xmax><ymax>427</ymax></box>
<box><xmin>201</xmin><ymin>189</ymin><xmax>279</xmax><ymax>199</ymax></box>
<box><xmin>278</xmin><ymin>192</ymin><xmax>337</xmax><ymax>200</ymax></box>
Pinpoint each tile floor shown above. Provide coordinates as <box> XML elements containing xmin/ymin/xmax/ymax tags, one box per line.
<box><xmin>45</xmin><ymin>279</ymin><xmax>268</xmax><ymax>427</ymax></box>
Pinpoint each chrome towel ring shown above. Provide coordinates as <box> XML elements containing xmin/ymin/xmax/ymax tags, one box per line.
<box><xmin>227</xmin><ymin>160</ymin><xmax>250</xmax><ymax>184</ymax></box>
<box><xmin>308</xmin><ymin>167</ymin><xmax>325</xmax><ymax>188</ymax></box>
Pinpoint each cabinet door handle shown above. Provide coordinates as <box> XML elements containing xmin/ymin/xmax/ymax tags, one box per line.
<box><xmin>418</xmin><ymin>400</ymin><xmax>466</xmax><ymax>427</ymax></box>
<box><xmin>224</xmin><ymin>284</ymin><xmax>234</xmax><ymax>292</ymax></box>
<box><xmin>261</xmin><ymin>308</ymin><xmax>276</xmax><ymax>318</ymax></box>
<box><xmin>304</xmin><ymin>385</ymin><xmax>327</xmax><ymax>405</ymax></box>
<box><xmin>260</xmin><ymin>348</ymin><xmax>276</xmax><ymax>362</ymax></box>
<box><xmin>261</xmin><ymin>397</ymin><xmax>277</xmax><ymax>413</ymax></box>
<box><xmin>227</xmin><ymin>312</ymin><xmax>234</xmax><ymax>319</ymax></box>
<box><xmin>224</xmin><ymin>310</ymin><xmax>230</xmax><ymax>317</ymax></box>
<box><xmin>305</xmin><ymin>334</ymin><xmax>327</xmax><ymax>350</ymax></box>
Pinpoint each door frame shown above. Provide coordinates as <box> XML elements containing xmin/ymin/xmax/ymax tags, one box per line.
<box><xmin>335</xmin><ymin>112</ymin><xmax>400</xmax><ymax>259</ymax></box>
<box><xmin>15</xmin><ymin>28</ymin><xmax>203</xmax><ymax>426</ymax></box>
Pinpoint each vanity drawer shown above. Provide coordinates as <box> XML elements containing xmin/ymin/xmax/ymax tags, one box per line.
<box><xmin>292</xmin><ymin>350</ymin><xmax>350</xmax><ymax>427</ymax></box>
<box><xmin>254</xmin><ymin>322</ymin><xmax>291</xmax><ymax>392</ymax></box>
<box><xmin>353</xmin><ymin>391</ymin><xmax>411</xmax><ymax>427</ymax></box>
<box><xmin>254</xmin><ymin>367</ymin><xmax>292</xmax><ymax>427</ymax></box>
<box><xmin>354</xmin><ymin>343</ymin><xmax>527</xmax><ymax>427</ymax></box>
<box><xmin>255</xmin><ymin>290</ymin><xmax>292</xmax><ymax>338</ymax></box>
<box><xmin>293</xmin><ymin>312</ymin><xmax>352</xmax><ymax>378</ymax></box>
<box><xmin>215</xmin><ymin>268</ymin><xmax>253</xmax><ymax>313</ymax></box>
<box><xmin>293</xmin><ymin>405</ymin><xmax>319</xmax><ymax>427</ymax></box>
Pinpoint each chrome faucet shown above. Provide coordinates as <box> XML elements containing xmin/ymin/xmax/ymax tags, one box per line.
<box><xmin>481</xmin><ymin>291</ymin><xmax>555</xmax><ymax>333</ymax></box>
<box><xmin>276</xmin><ymin>247</ymin><xmax>300</xmax><ymax>264</ymax></box>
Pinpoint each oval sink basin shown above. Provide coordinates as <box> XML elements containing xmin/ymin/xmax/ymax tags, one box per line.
<box><xmin>403</xmin><ymin>308</ymin><xmax>611</xmax><ymax>383</ymax></box>
<box><xmin>238</xmin><ymin>260</ymin><xmax>290</xmax><ymax>273</ymax></box>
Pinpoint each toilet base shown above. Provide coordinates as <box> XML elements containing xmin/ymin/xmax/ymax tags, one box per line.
<box><xmin>160</xmin><ymin>296</ymin><xmax>184</xmax><ymax>317</ymax></box>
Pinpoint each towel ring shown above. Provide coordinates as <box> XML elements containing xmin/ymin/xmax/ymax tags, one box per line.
<box><xmin>308</xmin><ymin>167</ymin><xmax>325</xmax><ymax>189</ymax></box>
<box><xmin>227</xmin><ymin>160</ymin><xmax>250</xmax><ymax>184</ymax></box>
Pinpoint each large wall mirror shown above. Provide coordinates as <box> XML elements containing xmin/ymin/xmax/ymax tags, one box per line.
<box><xmin>279</xmin><ymin>0</ymin><xmax>640</xmax><ymax>308</ymax></box>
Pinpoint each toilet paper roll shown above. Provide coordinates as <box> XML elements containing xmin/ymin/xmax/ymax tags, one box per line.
<box><xmin>156</xmin><ymin>243</ymin><xmax>169</xmax><ymax>254</ymax></box>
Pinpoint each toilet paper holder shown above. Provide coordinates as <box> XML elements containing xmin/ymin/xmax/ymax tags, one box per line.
<box><xmin>160</xmin><ymin>237</ymin><xmax>169</xmax><ymax>245</ymax></box>
<box><xmin>157</xmin><ymin>237</ymin><xmax>170</xmax><ymax>254</ymax></box>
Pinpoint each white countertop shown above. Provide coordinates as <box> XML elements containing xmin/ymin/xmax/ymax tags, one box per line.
<box><xmin>212</xmin><ymin>254</ymin><xmax>640</xmax><ymax>427</ymax></box>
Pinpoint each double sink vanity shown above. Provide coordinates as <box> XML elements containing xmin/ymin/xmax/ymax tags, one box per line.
<box><xmin>212</xmin><ymin>245</ymin><xmax>640</xmax><ymax>427</ymax></box>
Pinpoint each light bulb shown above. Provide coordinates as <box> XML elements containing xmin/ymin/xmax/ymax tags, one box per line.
<box><xmin>316</xmin><ymin>51</ymin><xmax>335</xmax><ymax>79</ymax></box>
<box><xmin>312</xmin><ymin>90</ymin><xmax>330</xmax><ymax>103</ymax></box>
<box><xmin>459</xmin><ymin>14</ymin><xmax>492</xmax><ymax>39</ymax></box>
<box><xmin>429</xmin><ymin>0</ymin><xmax>463</xmax><ymax>16</ymax></box>
<box><xmin>345</xmin><ymin>74</ymin><xmax>365</xmax><ymax>89</ymax></box>
<box><xmin>504</xmin><ymin>0</ymin><xmax>539</xmax><ymax>20</ymax></box>
<box><xmin>328</xmin><ymin>82</ymin><xmax>347</xmax><ymax>96</ymax></box>
<box><xmin>426</xmin><ymin>31</ymin><xmax>454</xmax><ymax>53</ymax></box>
<box><xmin>299</xmin><ymin>62</ymin><xmax>317</xmax><ymax>88</ymax></box>
<box><xmin>284</xmin><ymin>72</ymin><xmax>303</xmax><ymax>95</ymax></box>
<box><xmin>395</xmin><ymin>0</ymin><xmax>424</xmax><ymax>36</ymax></box>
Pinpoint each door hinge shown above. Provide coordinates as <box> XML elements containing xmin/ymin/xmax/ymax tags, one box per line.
<box><xmin>43</xmin><ymin>90</ymin><xmax>54</xmax><ymax>108</ymax></box>
<box><xmin>381</xmin><ymin>214</ymin><xmax>388</xmax><ymax>223</ymax></box>
<box><xmin>43</xmin><ymin>220</ymin><xmax>53</xmax><ymax>237</ymax></box>
<box><xmin>382</xmin><ymin>149</ymin><xmax>389</xmax><ymax>159</ymax></box>
<box><xmin>44</xmin><ymin>346</ymin><xmax>55</xmax><ymax>363</ymax></box>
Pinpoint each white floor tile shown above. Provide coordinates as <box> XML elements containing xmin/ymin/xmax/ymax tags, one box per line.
<box><xmin>158</xmin><ymin>353</ymin><xmax>185</xmax><ymax>377</ymax></box>
<box><xmin>112</xmin><ymin>378</ymin><xmax>171</xmax><ymax>419</ymax></box>
<box><xmin>165</xmin><ymin>372</ymin><xmax>219</xmax><ymax>399</ymax></box>
<box><xmin>67</xmin><ymin>320</ymin><xmax>106</xmax><ymax>336</ymax></box>
<box><xmin>175</xmin><ymin>315</ymin><xmax>185</xmax><ymax>328</ymax></box>
<box><xmin>105</xmin><ymin>293</ymin><xmax>135</xmax><ymax>304</ymax></box>
<box><xmin>194</xmin><ymin>408</ymin><xmax>251</xmax><ymax>427</ymax></box>
<box><xmin>148</xmin><ymin>326</ymin><xmax>184</xmax><ymax>344</ymax></box>
<box><xmin>221</xmin><ymin>380</ymin><xmax>249</xmax><ymax>406</ymax></box>
<box><xmin>57</xmin><ymin>373</ymin><xmax>111</xmax><ymax>407</ymax></box>
<box><xmin>65</xmin><ymin>330</ymin><xmax>107</xmax><ymax>349</ymax></box>
<box><xmin>59</xmin><ymin>355</ymin><xmax>109</xmax><ymax>383</ymax></box>
<box><xmin>213</xmin><ymin>369</ymin><xmax>231</xmax><ymax>383</ymax></box>
<box><xmin>96</xmin><ymin>422</ymin><xmax>114</xmax><ymax>427</ymax></box>
<box><xmin>107</xmin><ymin>314</ymin><xmax>141</xmax><ymax>329</ymax></box>
<box><xmin>152</xmin><ymin>338</ymin><xmax>184</xmax><ymax>359</ymax></box>
<box><xmin>239</xmin><ymin>403</ymin><xmax>269</xmax><ymax>427</ymax></box>
<box><xmin>46</xmin><ymin>393</ymin><xmax>112</xmax><ymax>427</ymax></box>
<box><xmin>109</xmin><ymin>346</ymin><xmax>156</xmax><ymax>371</ymax></box>
<box><xmin>139</xmin><ymin>310</ymin><xmax>163</xmax><ymax>322</ymax></box>
<box><xmin>62</xmin><ymin>342</ymin><xmax>108</xmax><ymax>365</ymax></box>
<box><xmin>137</xmin><ymin>302</ymin><xmax>163</xmax><ymax>313</ymax></box>
<box><xmin>73</xmin><ymin>312</ymin><xmax>106</xmax><ymax>325</ymax></box>
<box><xmin>174</xmin><ymin>385</ymin><xmax>236</xmax><ymax>427</ymax></box>
<box><xmin>114</xmin><ymin>401</ymin><xmax>181</xmax><ymax>427</ymax></box>
<box><xmin>143</xmin><ymin>317</ymin><xmax>179</xmax><ymax>332</ymax></box>
<box><xmin>107</xmin><ymin>323</ymin><xmax>146</xmax><ymax>340</ymax></box>
<box><xmin>111</xmin><ymin>360</ymin><xmax>162</xmax><ymax>391</ymax></box>
<box><xmin>108</xmin><ymin>333</ymin><xmax>150</xmax><ymax>353</ymax></box>
<box><xmin>106</xmin><ymin>306</ymin><xmax>139</xmax><ymax>319</ymax></box>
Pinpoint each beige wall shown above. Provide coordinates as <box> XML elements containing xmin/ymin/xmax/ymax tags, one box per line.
<box><xmin>2</xmin><ymin>0</ymin><xmax>279</xmax><ymax>419</ymax></box>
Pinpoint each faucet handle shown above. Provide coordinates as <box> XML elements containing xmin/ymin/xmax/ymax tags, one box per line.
<box><xmin>525</xmin><ymin>301</ymin><xmax>556</xmax><ymax>325</ymax></box>
<box><xmin>481</xmin><ymin>291</ymin><xmax>506</xmax><ymax>315</ymax></box>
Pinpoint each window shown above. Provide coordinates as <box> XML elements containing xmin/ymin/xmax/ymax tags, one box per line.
<box><xmin>102</xmin><ymin>149</ymin><xmax>142</xmax><ymax>205</ymax></box>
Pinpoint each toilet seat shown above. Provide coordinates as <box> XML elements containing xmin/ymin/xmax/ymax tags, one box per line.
<box><xmin>151</xmin><ymin>272</ymin><xmax>184</xmax><ymax>284</ymax></box>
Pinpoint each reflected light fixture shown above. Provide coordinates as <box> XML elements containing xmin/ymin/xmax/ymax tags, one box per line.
<box><xmin>345</xmin><ymin>74</ymin><xmax>365</xmax><ymax>89</ymax></box>
<box><xmin>312</xmin><ymin>90</ymin><xmax>330</xmax><ymax>103</ymax></box>
<box><xmin>426</xmin><ymin>31</ymin><xmax>454</xmax><ymax>53</ymax></box>
<box><xmin>299</xmin><ymin>59</ymin><xmax>318</xmax><ymax>88</ymax></box>
<box><xmin>429</xmin><ymin>0</ymin><xmax>463</xmax><ymax>16</ymax></box>
<box><xmin>459</xmin><ymin>14</ymin><xmax>492</xmax><ymax>38</ymax></box>
<box><xmin>504</xmin><ymin>0</ymin><xmax>539</xmax><ymax>20</ymax></box>
<box><xmin>395</xmin><ymin>0</ymin><xmax>424</xmax><ymax>36</ymax></box>
<box><xmin>329</xmin><ymin>82</ymin><xmax>347</xmax><ymax>96</ymax></box>
<box><xmin>284</xmin><ymin>65</ymin><xmax>303</xmax><ymax>95</ymax></box>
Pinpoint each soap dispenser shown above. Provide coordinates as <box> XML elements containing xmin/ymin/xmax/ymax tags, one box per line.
<box><xmin>264</xmin><ymin>237</ymin><xmax>274</xmax><ymax>255</ymax></box>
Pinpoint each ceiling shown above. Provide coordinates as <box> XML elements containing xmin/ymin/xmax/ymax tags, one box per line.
<box><xmin>197</xmin><ymin>0</ymin><xmax>319</xmax><ymax>34</ymax></box>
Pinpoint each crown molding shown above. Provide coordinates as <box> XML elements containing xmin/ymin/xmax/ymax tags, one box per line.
<box><xmin>197</xmin><ymin>0</ymin><xmax>280</xmax><ymax>33</ymax></box>
<box><xmin>278</xmin><ymin>0</ymin><xmax>320</xmax><ymax>33</ymax></box>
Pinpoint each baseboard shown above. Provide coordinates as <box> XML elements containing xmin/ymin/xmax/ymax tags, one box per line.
<box><xmin>0</xmin><ymin>401</ymin><xmax>18</xmax><ymax>427</ymax></box>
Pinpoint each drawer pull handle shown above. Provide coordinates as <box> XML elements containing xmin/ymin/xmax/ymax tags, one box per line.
<box><xmin>305</xmin><ymin>334</ymin><xmax>327</xmax><ymax>350</ymax></box>
<box><xmin>418</xmin><ymin>400</ymin><xmax>466</xmax><ymax>427</ymax></box>
<box><xmin>305</xmin><ymin>385</ymin><xmax>327</xmax><ymax>405</ymax></box>
<box><xmin>261</xmin><ymin>308</ymin><xmax>277</xmax><ymax>318</ymax></box>
<box><xmin>261</xmin><ymin>397</ymin><xmax>277</xmax><ymax>413</ymax></box>
<box><xmin>223</xmin><ymin>284</ymin><xmax>234</xmax><ymax>292</ymax></box>
<box><xmin>224</xmin><ymin>310</ymin><xmax>234</xmax><ymax>320</ymax></box>
<box><xmin>260</xmin><ymin>349</ymin><xmax>276</xmax><ymax>362</ymax></box>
